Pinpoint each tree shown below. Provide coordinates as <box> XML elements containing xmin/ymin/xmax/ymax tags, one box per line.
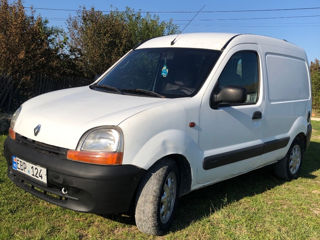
<box><xmin>67</xmin><ymin>7</ymin><xmax>179</xmax><ymax>77</ymax></box>
<box><xmin>0</xmin><ymin>0</ymin><xmax>67</xmax><ymax>76</ymax></box>
<box><xmin>122</xmin><ymin>8</ymin><xmax>179</xmax><ymax>50</ymax></box>
<box><xmin>67</xmin><ymin>8</ymin><xmax>129</xmax><ymax>78</ymax></box>
<box><xmin>0</xmin><ymin>0</ymin><xmax>73</xmax><ymax>112</ymax></box>
<box><xmin>310</xmin><ymin>59</ymin><xmax>320</xmax><ymax>110</ymax></box>
<box><xmin>0</xmin><ymin>2</ymin><xmax>179</xmax><ymax>112</ymax></box>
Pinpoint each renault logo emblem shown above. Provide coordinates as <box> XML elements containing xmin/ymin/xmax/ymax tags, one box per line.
<box><xmin>34</xmin><ymin>124</ymin><xmax>41</xmax><ymax>136</ymax></box>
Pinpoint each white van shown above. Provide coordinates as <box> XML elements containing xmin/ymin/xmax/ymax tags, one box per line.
<box><xmin>5</xmin><ymin>33</ymin><xmax>312</xmax><ymax>235</ymax></box>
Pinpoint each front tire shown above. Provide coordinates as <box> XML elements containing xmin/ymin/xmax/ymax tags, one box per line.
<box><xmin>135</xmin><ymin>159</ymin><xmax>179</xmax><ymax>235</ymax></box>
<box><xmin>274</xmin><ymin>138</ymin><xmax>303</xmax><ymax>180</ymax></box>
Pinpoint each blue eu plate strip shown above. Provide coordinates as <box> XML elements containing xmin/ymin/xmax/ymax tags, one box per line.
<box><xmin>12</xmin><ymin>156</ymin><xmax>17</xmax><ymax>170</ymax></box>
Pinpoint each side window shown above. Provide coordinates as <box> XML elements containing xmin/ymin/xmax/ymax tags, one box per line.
<box><xmin>216</xmin><ymin>50</ymin><xmax>259</xmax><ymax>104</ymax></box>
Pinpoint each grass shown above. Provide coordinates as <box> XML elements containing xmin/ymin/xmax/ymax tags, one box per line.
<box><xmin>1</xmin><ymin>122</ymin><xmax>320</xmax><ymax>240</ymax></box>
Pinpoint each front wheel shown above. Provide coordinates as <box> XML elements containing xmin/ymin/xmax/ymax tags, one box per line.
<box><xmin>135</xmin><ymin>159</ymin><xmax>179</xmax><ymax>235</ymax></box>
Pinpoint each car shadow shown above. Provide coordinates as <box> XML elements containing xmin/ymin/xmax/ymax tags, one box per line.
<box><xmin>101</xmin><ymin>214</ymin><xmax>135</xmax><ymax>225</ymax></box>
<box><xmin>170</xmin><ymin>141</ymin><xmax>320</xmax><ymax>232</ymax></box>
<box><xmin>102</xmin><ymin>141</ymin><xmax>320</xmax><ymax>231</ymax></box>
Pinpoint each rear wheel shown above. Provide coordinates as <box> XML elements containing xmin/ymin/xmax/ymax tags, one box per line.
<box><xmin>274</xmin><ymin>138</ymin><xmax>303</xmax><ymax>180</ymax></box>
<box><xmin>135</xmin><ymin>159</ymin><xmax>179</xmax><ymax>235</ymax></box>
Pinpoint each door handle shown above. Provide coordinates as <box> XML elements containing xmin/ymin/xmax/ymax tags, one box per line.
<box><xmin>252</xmin><ymin>111</ymin><xmax>262</xmax><ymax>120</ymax></box>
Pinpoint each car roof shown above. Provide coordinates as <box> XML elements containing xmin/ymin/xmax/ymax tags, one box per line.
<box><xmin>137</xmin><ymin>32</ymin><xmax>237</xmax><ymax>51</ymax></box>
<box><xmin>137</xmin><ymin>33</ymin><xmax>306</xmax><ymax>59</ymax></box>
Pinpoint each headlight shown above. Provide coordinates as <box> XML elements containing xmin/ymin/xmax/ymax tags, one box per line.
<box><xmin>10</xmin><ymin>106</ymin><xmax>22</xmax><ymax>129</ymax></box>
<box><xmin>78</xmin><ymin>128</ymin><xmax>121</xmax><ymax>152</ymax></box>
<box><xmin>67</xmin><ymin>127</ymin><xmax>124</xmax><ymax>165</ymax></box>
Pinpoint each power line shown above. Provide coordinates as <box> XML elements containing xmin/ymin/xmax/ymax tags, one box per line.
<box><xmin>173</xmin><ymin>14</ymin><xmax>320</xmax><ymax>22</ymax></box>
<box><xmin>29</xmin><ymin>5</ymin><xmax>320</xmax><ymax>29</ymax></box>
<box><xmin>180</xmin><ymin>5</ymin><xmax>205</xmax><ymax>33</ymax></box>
<box><xmin>25</xmin><ymin>6</ymin><xmax>320</xmax><ymax>14</ymax></box>
<box><xmin>188</xmin><ymin>23</ymin><xmax>320</xmax><ymax>28</ymax></box>
<box><xmin>45</xmin><ymin>14</ymin><xmax>320</xmax><ymax>22</ymax></box>
<box><xmin>199</xmin><ymin>6</ymin><xmax>320</xmax><ymax>13</ymax></box>
<box><xmin>25</xmin><ymin>7</ymin><xmax>78</xmax><ymax>12</ymax></box>
<box><xmin>47</xmin><ymin>16</ymin><xmax>320</xmax><ymax>29</ymax></box>
<box><xmin>219</xmin><ymin>14</ymin><xmax>320</xmax><ymax>21</ymax></box>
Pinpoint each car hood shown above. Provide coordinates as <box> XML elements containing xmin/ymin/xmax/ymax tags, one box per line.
<box><xmin>14</xmin><ymin>86</ymin><xmax>168</xmax><ymax>149</ymax></box>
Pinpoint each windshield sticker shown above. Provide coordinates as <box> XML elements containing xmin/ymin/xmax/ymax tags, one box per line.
<box><xmin>161</xmin><ymin>65</ymin><xmax>169</xmax><ymax>78</ymax></box>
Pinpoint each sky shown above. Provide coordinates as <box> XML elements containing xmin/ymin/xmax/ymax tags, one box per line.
<box><xmin>21</xmin><ymin>0</ymin><xmax>320</xmax><ymax>62</ymax></box>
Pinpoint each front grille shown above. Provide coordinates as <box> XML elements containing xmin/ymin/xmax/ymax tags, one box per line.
<box><xmin>15</xmin><ymin>134</ymin><xmax>68</xmax><ymax>156</ymax></box>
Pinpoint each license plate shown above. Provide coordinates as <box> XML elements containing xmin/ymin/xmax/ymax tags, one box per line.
<box><xmin>12</xmin><ymin>156</ymin><xmax>47</xmax><ymax>184</ymax></box>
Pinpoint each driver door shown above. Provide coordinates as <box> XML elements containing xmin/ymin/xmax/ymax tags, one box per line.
<box><xmin>198</xmin><ymin>44</ymin><xmax>264</xmax><ymax>184</ymax></box>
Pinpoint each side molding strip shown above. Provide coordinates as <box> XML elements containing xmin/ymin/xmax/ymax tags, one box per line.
<box><xmin>203</xmin><ymin>137</ymin><xmax>290</xmax><ymax>170</ymax></box>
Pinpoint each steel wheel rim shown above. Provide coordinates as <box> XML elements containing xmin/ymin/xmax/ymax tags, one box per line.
<box><xmin>160</xmin><ymin>171</ymin><xmax>177</xmax><ymax>224</ymax></box>
<box><xmin>289</xmin><ymin>144</ymin><xmax>301</xmax><ymax>175</ymax></box>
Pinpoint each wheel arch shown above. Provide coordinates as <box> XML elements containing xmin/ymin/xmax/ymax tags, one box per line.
<box><xmin>161</xmin><ymin>154</ymin><xmax>192</xmax><ymax>197</ymax></box>
<box><xmin>129</xmin><ymin>153</ymin><xmax>193</xmax><ymax>216</ymax></box>
<box><xmin>145</xmin><ymin>154</ymin><xmax>192</xmax><ymax>197</ymax></box>
<box><xmin>295</xmin><ymin>132</ymin><xmax>307</xmax><ymax>152</ymax></box>
<box><xmin>287</xmin><ymin>116</ymin><xmax>309</xmax><ymax>152</ymax></box>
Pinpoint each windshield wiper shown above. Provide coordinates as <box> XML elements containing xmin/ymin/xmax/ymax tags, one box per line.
<box><xmin>121</xmin><ymin>89</ymin><xmax>165</xmax><ymax>98</ymax></box>
<box><xmin>89</xmin><ymin>84</ymin><xmax>122</xmax><ymax>94</ymax></box>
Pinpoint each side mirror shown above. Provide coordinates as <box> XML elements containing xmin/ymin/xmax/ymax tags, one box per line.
<box><xmin>211</xmin><ymin>86</ymin><xmax>247</xmax><ymax>108</ymax></box>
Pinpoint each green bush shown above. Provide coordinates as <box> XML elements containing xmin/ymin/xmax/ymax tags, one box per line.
<box><xmin>311</xmin><ymin>59</ymin><xmax>320</xmax><ymax>110</ymax></box>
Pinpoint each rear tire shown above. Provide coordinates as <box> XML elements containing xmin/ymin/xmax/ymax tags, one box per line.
<box><xmin>274</xmin><ymin>138</ymin><xmax>303</xmax><ymax>180</ymax></box>
<box><xmin>135</xmin><ymin>159</ymin><xmax>179</xmax><ymax>235</ymax></box>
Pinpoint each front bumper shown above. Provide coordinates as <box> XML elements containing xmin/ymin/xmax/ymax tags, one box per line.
<box><xmin>4</xmin><ymin>135</ymin><xmax>146</xmax><ymax>214</ymax></box>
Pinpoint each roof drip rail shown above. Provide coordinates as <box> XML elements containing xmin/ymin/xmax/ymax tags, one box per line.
<box><xmin>133</xmin><ymin>40</ymin><xmax>147</xmax><ymax>50</ymax></box>
<box><xmin>221</xmin><ymin>34</ymin><xmax>242</xmax><ymax>51</ymax></box>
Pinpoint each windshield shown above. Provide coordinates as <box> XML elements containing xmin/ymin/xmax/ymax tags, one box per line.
<box><xmin>95</xmin><ymin>48</ymin><xmax>221</xmax><ymax>98</ymax></box>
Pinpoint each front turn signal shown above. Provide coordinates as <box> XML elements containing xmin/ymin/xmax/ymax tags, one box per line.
<box><xmin>9</xmin><ymin>128</ymin><xmax>16</xmax><ymax>140</ymax></box>
<box><xmin>67</xmin><ymin>150</ymin><xmax>123</xmax><ymax>165</ymax></box>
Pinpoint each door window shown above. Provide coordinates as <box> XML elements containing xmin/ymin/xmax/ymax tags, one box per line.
<box><xmin>215</xmin><ymin>51</ymin><xmax>259</xmax><ymax>104</ymax></box>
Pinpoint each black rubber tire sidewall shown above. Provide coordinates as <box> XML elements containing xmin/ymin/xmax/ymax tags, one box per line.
<box><xmin>286</xmin><ymin>138</ymin><xmax>303</xmax><ymax>179</ymax></box>
<box><xmin>156</xmin><ymin>161</ymin><xmax>179</xmax><ymax>232</ymax></box>
<box><xmin>273</xmin><ymin>137</ymin><xmax>304</xmax><ymax>180</ymax></box>
<box><xmin>134</xmin><ymin>159</ymin><xmax>179</xmax><ymax>235</ymax></box>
